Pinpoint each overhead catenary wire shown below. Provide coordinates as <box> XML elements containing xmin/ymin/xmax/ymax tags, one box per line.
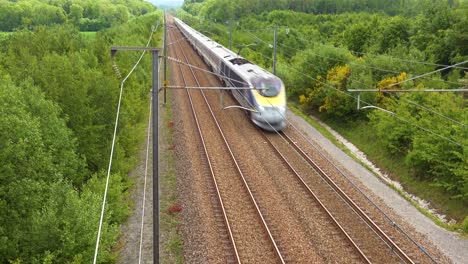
<box><xmin>198</xmin><ymin>14</ymin><xmax>467</xmax><ymax>77</ymax></box>
<box><xmin>165</xmin><ymin>55</ymin><xmax>249</xmax><ymax>86</ymax></box>
<box><xmin>231</xmin><ymin>15</ymin><xmax>468</xmax><ymax>78</ymax></box>
<box><xmin>227</xmin><ymin>25</ymin><xmax>465</xmax><ymax>148</ymax></box>
<box><xmin>93</xmin><ymin>22</ymin><xmax>159</xmax><ymax>264</ymax></box>
<box><xmin>244</xmin><ymin>32</ymin><xmax>467</xmax><ymax>145</ymax></box>
<box><xmin>166</xmin><ymin>85</ymin><xmax>257</xmax><ymax>90</ymax></box>
<box><xmin>277</xmin><ymin>37</ymin><xmax>464</xmax><ymax>86</ymax></box>
<box><xmin>405</xmin><ymin>99</ymin><xmax>466</xmax><ymax>128</ymax></box>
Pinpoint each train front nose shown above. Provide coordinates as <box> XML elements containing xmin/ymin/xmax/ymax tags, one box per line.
<box><xmin>251</xmin><ymin>105</ymin><xmax>286</xmax><ymax>131</ymax></box>
<box><xmin>250</xmin><ymin>76</ymin><xmax>287</xmax><ymax>131</ymax></box>
<box><xmin>260</xmin><ymin>105</ymin><xmax>286</xmax><ymax>122</ymax></box>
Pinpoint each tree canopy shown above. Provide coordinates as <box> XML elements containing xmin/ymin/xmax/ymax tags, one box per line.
<box><xmin>0</xmin><ymin>0</ymin><xmax>156</xmax><ymax>31</ymax></box>
<box><xmin>0</xmin><ymin>1</ymin><xmax>163</xmax><ymax>261</ymax></box>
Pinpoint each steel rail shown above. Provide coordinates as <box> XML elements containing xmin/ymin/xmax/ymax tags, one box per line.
<box><xmin>260</xmin><ymin>131</ymin><xmax>372</xmax><ymax>263</ymax></box>
<box><xmin>281</xmin><ymin>132</ymin><xmax>415</xmax><ymax>264</ymax></box>
<box><xmin>169</xmin><ymin>27</ymin><xmax>241</xmax><ymax>263</ymax></box>
<box><xmin>173</xmin><ymin>24</ymin><xmax>286</xmax><ymax>264</ymax></box>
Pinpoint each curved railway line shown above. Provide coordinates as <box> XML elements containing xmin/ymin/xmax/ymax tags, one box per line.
<box><xmin>166</xmin><ymin>16</ymin><xmax>446</xmax><ymax>263</ymax></box>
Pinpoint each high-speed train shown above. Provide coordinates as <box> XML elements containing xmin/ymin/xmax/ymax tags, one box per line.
<box><xmin>174</xmin><ymin>17</ymin><xmax>287</xmax><ymax>131</ymax></box>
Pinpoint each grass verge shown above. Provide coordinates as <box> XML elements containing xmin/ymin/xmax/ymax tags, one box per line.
<box><xmin>80</xmin><ymin>31</ymin><xmax>97</xmax><ymax>40</ymax></box>
<box><xmin>160</xmin><ymin>90</ymin><xmax>184</xmax><ymax>263</ymax></box>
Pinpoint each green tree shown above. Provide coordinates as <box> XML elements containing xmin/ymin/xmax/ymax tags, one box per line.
<box><xmin>378</xmin><ymin>16</ymin><xmax>410</xmax><ymax>53</ymax></box>
<box><xmin>69</xmin><ymin>3</ymin><xmax>83</xmax><ymax>25</ymax></box>
<box><xmin>344</xmin><ymin>23</ymin><xmax>371</xmax><ymax>54</ymax></box>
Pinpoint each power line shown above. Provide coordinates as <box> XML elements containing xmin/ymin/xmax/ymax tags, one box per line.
<box><xmin>280</xmin><ymin>41</ymin><xmax>463</xmax><ymax>86</ymax></box>
<box><xmin>165</xmin><ymin>56</ymin><xmax>249</xmax><ymax>86</ymax></box>
<box><xmin>405</xmin><ymin>99</ymin><xmax>466</xmax><ymax>128</ymax></box>
<box><xmin>93</xmin><ymin>23</ymin><xmax>158</xmax><ymax>264</ymax></box>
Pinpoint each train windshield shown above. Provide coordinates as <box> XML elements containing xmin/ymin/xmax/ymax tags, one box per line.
<box><xmin>251</xmin><ymin>77</ymin><xmax>281</xmax><ymax>97</ymax></box>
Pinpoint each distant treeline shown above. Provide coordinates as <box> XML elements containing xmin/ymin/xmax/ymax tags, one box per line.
<box><xmin>0</xmin><ymin>0</ymin><xmax>155</xmax><ymax>31</ymax></box>
<box><xmin>184</xmin><ymin>0</ymin><xmax>466</xmax><ymax>19</ymax></box>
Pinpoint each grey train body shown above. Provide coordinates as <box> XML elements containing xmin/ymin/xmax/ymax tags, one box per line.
<box><xmin>174</xmin><ymin>17</ymin><xmax>287</xmax><ymax>131</ymax></box>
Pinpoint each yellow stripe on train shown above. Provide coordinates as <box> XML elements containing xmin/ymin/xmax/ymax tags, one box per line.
<box><xmin>252</xmin><ymin>88</ymin><xmax>286</xmax><ymax>106</ymax></box>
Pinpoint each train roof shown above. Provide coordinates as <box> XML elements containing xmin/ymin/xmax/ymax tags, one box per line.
<box><xmin>175</xmin><ymin>17</ymin><xmax>281</xmax><ymax>84</ymax></box>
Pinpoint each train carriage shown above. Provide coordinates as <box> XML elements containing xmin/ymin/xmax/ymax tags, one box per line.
<box><xmin>174</xmin><ymin>17</ymin><xmax>287</xmax><ymax>131</ymax></box>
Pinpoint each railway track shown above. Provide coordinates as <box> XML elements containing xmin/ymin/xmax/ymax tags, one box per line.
<box><xmin>167</xmin><ymin>16</ymin><xmax>442</xmax><ymax>264</ymax></box>
<box><xmin>169</xmin><ymin>24</ymin><xmax>285</xmax><ymax>263</ymax></box>
<box><xmin>262</xmin><ymin>129</ymin><xmax>418</xmax><ymax>263</ymax></box>
<box><xmin>282</xmin><ymin>128</ymin><xmax>440</xmax><ymax>263</ymax></box>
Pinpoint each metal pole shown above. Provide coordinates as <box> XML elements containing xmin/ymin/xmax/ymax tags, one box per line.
<box><xmin>152</xmin><ymin>50</ymin><xmax>159</xmax><ymax>264</ymax></box>
<box><xmin>229</xmin><ymin>21</ymin><xmax>232</xmax><ymax>50</ymax></box>
<box><xmin>273</xmin><ymin>25</ymin><xmax>277</xmax><ymax>75</ymax></box>
<box><xmin>163</xmin><ymin>11</ymin><xmax>167</xmax><ymax>104</ymax></box>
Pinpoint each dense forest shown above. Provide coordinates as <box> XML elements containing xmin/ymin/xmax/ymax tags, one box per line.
<box><xmin>179</xmin><ymin>0</ymin><xmax>467</xmax><ymax>230</ymax></box>
<box><xmin>0</xmin><ymin>0</ymin><xmax>161</xmax><ymax>262</ymax></box>
<box><xmin>0</xmin><ymin>0</ymin><xmax>155</xmax><ymax>31</ymax></box>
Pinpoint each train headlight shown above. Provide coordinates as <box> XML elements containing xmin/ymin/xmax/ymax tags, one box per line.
<box><xmin>278</xmin><ymin>106</ymin><xmax>286</xmax><ymax>113</ymax></box>
<box><xmin>257</xmin><ymin>105</ymin><xmax>265</xmax><ymax>112</ymax></box>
